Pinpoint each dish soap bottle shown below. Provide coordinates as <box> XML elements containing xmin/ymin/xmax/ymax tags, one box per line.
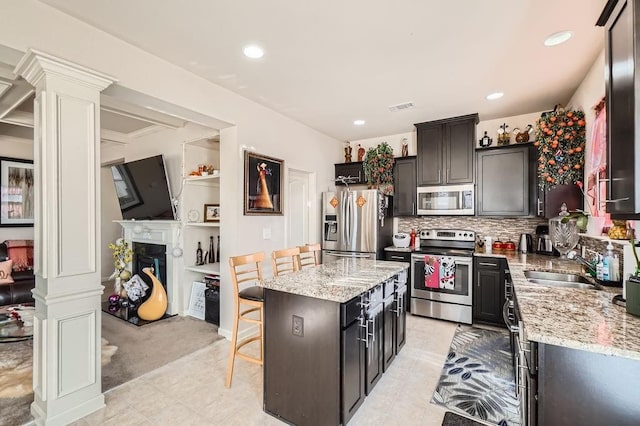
<box><xmin>602</xmin><ymin>242</ymin><xmax>614</xmax><ymax>281</ymax></box>
<box><xmin>596</xmin><ymin>255</ymin><xmax>605</xmax><ymax>281</ymax></box>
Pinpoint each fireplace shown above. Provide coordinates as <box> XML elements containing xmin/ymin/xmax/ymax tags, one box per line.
<box><xmin>116</xmin><ymin>220</ymin><xmax>182</xmax><ymax>315</ymax></box>
<box><xmin>133</xmin><ymin>242</ymin><xmax>167</xmax><ymax>293</ymax></box>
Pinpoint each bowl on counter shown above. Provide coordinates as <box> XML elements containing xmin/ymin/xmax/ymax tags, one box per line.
<box><xmin>392</xmin><ymin>233</ymin><xmax>411</xmax><ymax>248</ymax></box>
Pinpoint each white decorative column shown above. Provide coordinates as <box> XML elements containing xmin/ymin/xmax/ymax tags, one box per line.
<box><xmin>15</xmin><ymin>50</ymin><xmax>115</xmax><ymax>426</ymax></box>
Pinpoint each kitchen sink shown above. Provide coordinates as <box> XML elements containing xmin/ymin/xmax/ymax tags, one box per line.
<box><xmin>523</xmin><ymin>271</ymin><xmax>600</xmax><ymax>290</ymax></box>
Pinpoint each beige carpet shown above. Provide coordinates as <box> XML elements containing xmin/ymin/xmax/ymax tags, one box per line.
<box><xmin>101</xmin><ymin>312</ymin><xmax>222</xmax><ymax>391</ymax></box>
<box><xmin>0</xmin><ymin>313</ymin><xmax>221</xmax><ymax>425</ymax></box>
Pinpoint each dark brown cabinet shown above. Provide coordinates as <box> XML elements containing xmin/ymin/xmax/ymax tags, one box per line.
<box><xmin>536</xmin><ymin>183</ymin><xmax>583</xmax><ymax>218</ymax></box>
<box><xmin>415</xmin><ymin>114</ymin><xmax>479</xmax><ymax>186</ymax></box>
<box><xmin>598</xmin><ymin>0</ymin><xmax>640</xmax><ymax>218</ymax></box>
<box><xmin>473</xmin><ymin>256</ymin><xmax>506</xmax><ymax>326</ymax></box>
<box><xmin>476</xmin><ymin>145</ymin><xmax>535</xmax><ymax>216</ymax></box>
<box><xmin>393</xmin><ymin>156</ymin><xmax>416</xmax><ymax>216</ymax></box>
<box><xmin>335</xmin><ymin>161</ymin><xmax>364</xmax><ymax>185</ymax></box>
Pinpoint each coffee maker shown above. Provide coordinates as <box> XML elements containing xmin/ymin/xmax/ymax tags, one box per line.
<box><xmin>535</xmin><ymin>224</ymin><xmax>558</xmax><ymax>256</ymax></box>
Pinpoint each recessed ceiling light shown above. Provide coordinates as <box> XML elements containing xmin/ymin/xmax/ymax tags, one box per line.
<box><xmin>486</xmin><ymin>92</ymin><xmax>504</xmax><ymax>101</ymax></box>
<box><xmin>544</xmin><ymin>31</ymin><xmax>572</xmax><ymax>47</ymax></box>
<box><xmin>353</xmin><ymin>119</ymin><xmax>366</xmax><ymax>126</ymax></box>
<box><xmin>243</xmin><ymin>45</ymin><xmax>264</xmax><ymax>59</ymax></box>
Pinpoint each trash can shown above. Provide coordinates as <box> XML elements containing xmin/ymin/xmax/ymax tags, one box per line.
<box><xmin>204</xmin><ymin>286</ymin><xmax>220</xmax><ymax>326</ymax></box>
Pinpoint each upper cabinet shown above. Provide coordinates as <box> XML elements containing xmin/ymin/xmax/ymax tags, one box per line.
<box><xmin>393</xmin><ymin>156</ymin><xmax>417</xmax><ymax>216</ymax></box>
<box><xmin>598</xmin><ymin>0</ymin><xmax>640</xmax><ymax>218</ymax></box>
<box><xmin>415</xmin><ymin>114</ymin><xmax>479</xmax><ymax>186</ymax></box>
<box><xmin>476</xmin><ymin>145</ymin><xmax>535</xmax><ymax>216</ymax></box>
<box><xmin>335</xmin><ymin>161</ymin><xmax>365</xmax><ymax>185</ymax></box>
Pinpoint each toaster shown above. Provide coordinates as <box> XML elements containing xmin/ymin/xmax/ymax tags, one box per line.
<box><xmin>392</xmin><ymin>233</ymin><xmax>410</xmax><ymax>248</ymax></box>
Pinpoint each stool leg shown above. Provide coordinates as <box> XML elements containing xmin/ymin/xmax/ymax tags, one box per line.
<box><xmin>225</xmin><ymin>301</ymin><xmax>240</xmax><ymax>388</ymax></box>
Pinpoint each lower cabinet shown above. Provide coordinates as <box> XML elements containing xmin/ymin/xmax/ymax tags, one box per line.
<box><xmin>395</xmin><ymin>284</ymin><xmax>407</xmax><ymax>353</ymax></box>
<box><xmin>527</xmin><ymin>342</ymin><xmax>640</xmax><ymax>426</ymax></box>
<box><xmin>341</xmin><ymin>297</ymin><xmax>365</xmax><ymax>424</ymax></box>
<box><xmin>365</xmin><ymin>302</ymin><xmax>384</xmax><ymax>394</ymax></box>
<box><xmin>382</xmin><ymin>282</ymin><xmax>396</xmax><ymax>371</ymax></box>
<box><xmin>384</xmin><ymin>250</ymin><xmax>412</xmax><ymax>312</ymax></box>
<box><xmin>473</xmin><ymin>256</ymin><xmax>506</xmax><ymax>326</ymax></box>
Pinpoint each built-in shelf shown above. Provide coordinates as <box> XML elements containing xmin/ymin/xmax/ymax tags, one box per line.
<box><xmin>184</xmin><ymin>173</ymin><xmax>220</xmax><ymax>182</ymax></box>
<box><xmin>184</xmin><ymin>222</ymin><xmax>220</xmax><ymax>228</ymax></box>
<box><xmin>185</xmin><ymin>263</ymin><xmax>221</xmax><ymax>275</ymax></box>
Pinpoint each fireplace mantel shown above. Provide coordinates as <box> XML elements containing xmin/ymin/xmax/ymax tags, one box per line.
<box><xmin>115</xmin><ymin>220</ymin><xmax>182</xmax><ymax>315</ymax></box>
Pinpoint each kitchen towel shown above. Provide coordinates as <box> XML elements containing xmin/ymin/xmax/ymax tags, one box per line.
<box><xmin>424</xmin><ymin>255</ymin><xmax>439</xmax><ymax>289</ymax></box>
<box><xmin>439</xmin><ymin>256</ymin><xmax>455</xmax><ymax>289</ymax></box>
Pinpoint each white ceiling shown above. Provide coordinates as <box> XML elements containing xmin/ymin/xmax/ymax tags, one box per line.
<box><xmin>40</xmin><ymin>1</ymin><xmax>606</xmax><ymax>141</ymax></box>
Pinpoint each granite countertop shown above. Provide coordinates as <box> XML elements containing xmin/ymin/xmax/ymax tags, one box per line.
<box><xmin>489</xmin><ymin>252</ymin><xmax>640</xmax><ymax>361</ymax></box>
<box><xmin>258</xmin><ymin>258</ymin><xmax>409</xmax><ymax>303</ymax></box>
<box><xmin>384</xmin><ymin>246</ymin><xmax>413</xmax><ymax>253</ymax></box>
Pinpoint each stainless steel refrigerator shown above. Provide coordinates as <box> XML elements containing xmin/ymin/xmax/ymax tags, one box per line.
<box><xmin>322</xmin><ymin>190</ymin><xmax>393</xmax><ymax>260</ymax></box>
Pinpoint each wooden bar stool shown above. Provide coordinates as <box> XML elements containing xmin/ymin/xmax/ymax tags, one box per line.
<box><xmin>298</xmin><ymin>243</ymin><xmax>321</xmax><ymax>269</ymax></box>
<box><xmin>271</xmin><ymin>247</ymin><xmax>301</xmax><ymax>276</ymax></box>
<box><xmin>226</xmin><ymin>252</ymin><xmax>265</xmax><ymax>388</ymax></box>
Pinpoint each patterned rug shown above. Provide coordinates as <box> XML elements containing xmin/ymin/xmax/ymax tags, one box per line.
<box><xmin>431</xmin><ymin>326</ymin><xmax>520</xmax><ymax>426</ymax></box>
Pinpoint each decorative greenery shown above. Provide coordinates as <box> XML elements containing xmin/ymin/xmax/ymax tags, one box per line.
<box><xmin>108</xmin><ymin>238</ymin><xmax>133</xmax><ymax>280</ymax></box>
<box><xmin>363</xmin><ymin>142</ymin><xmax>395</xmax><ymax>187</ymax></box>
<box><xmin>534</xmin><ymin>107</ymin><xmax>586</xmax><ymax>189</ymax></box>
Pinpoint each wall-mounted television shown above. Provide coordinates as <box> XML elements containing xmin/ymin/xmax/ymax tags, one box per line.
<box><xmin>111</xmin><ymin>155</ymin><xmax>176</xmax><ymax>220</ymax></box>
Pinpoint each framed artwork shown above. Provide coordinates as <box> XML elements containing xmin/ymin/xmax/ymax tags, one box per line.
<box><xmin>244</xmin><ymin>151</ymin><xmax>283</xmax><ymax>215</ymax></box>
<box><xmin>187</xmin><ymin>281</ymin><xmax>206</xmax><ymax>320</ymax></box>
<box><xmin>204</xmin><ymin>204</ymin><xmax>220</xmax><ymax>222</ymax></box>
<box><xmin>0</xmin><ymin>157</ymin><xmax>34</xmax><ymax>227</ymax></box>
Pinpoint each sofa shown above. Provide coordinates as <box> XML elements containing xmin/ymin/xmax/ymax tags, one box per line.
<box><xmin>0</xmin><ymin>240</ymin><xmax>35</xmax><ymax>306</ymax></box>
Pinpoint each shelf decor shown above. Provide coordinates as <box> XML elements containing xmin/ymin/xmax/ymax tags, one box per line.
<box><xmin>534</xmin><ymin>106</ymin><xmax>586</xmax><ymax>189</ymax></box>
<box><xmin>362</xmin><ymin>142</ymin><xmax>395</xmax><ymax>194</ymax></box>
<box><xmin>244</xmin><ymin>151</ymin><xmax>284</xmax><ymax>215</ymax></box>
<box><xmin>204</xmin><ymin>204</ymin><xmax>220</xmax><ymax>222</ymax></box>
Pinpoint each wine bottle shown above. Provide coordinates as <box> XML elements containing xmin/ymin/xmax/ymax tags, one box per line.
<box><xmin>196</xmin><ymin>241</ymin><xmax>203</xmax><ymax>265</ymax></box>
<box><xmin>208</xmin><ymin>236</ymin><xmax>215</xmax><ymax>263</ymax></box>
<box><xmin>216</xmin><ymin>235</ymin><xmax>220</xmax><ymax>264</ymax></box>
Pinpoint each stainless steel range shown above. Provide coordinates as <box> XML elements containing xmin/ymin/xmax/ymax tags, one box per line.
<box><xmin>410</xmin><ymin>229</ymin><xmax>475</xmax><ymax>324</ymax></box>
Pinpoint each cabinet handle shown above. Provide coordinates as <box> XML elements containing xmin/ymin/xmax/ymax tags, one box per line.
<box><xmin>536</xmin><ymin>198</ymin><xmax>543</xmax><ymax>216</ymax></box>
<box><xmin>389</xmin><ymin>255</ymin><xmax>405</xmax><ymax>260</ymax></box>
<box><xmin>604</xmin><ymin>197</ymin><xmax>630</xmax><ymax>203</ymax></box>
<box><xmin>412</xmin><ymin>201</ymin><xmax>415</xmax><ymax>215</ymax></box>
<box><xmin>478</xmin><ymin>262</ymin><xmax>498</xmax><ymax>267</ymax></box>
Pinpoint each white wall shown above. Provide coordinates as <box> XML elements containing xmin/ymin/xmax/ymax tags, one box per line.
<box><xmin>1</xmin><ymin>0</ymin><xmax>342</xmax><ymax>338</ymax></box>
<box><xmin>0</xmin><ymin>137</ymin><xmax>34</xmax><ymax>241</ymax></box>
<box><xmin>567</xmin><ymin>49</ymin><xmax>606</xmax><ymax>204</ymax></box>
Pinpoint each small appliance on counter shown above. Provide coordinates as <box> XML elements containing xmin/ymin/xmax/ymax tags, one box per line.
<box><xmin>392</xmin><ymin>233</ymin><xmax>411</xmax><ymax>248</ymax></box>
<box><xmin>535</xmin><ymin>224</ymin><xmax>558</xmax><ymax>256</ymax></box>
<box><xmin>519</xmin><ymin>233</ymin><xmax>533</xmax><ymax>253</ymax></box>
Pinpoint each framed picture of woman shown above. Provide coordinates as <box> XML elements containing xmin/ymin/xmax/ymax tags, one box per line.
<box><xmin>244</xmin><ymin>151</ymin><xmax>283</xmax><ymax>215</ymax></box>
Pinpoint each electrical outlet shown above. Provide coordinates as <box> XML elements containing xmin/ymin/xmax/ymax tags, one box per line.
<box><xmin>263</xmin><ymin>227</ymin><xmax>271</xmax><ymax>239</ymax></box>
<box><xmin>292</xmin><ymin>315</ymin><xmax>304</xmax><ymax>337</ymax></box>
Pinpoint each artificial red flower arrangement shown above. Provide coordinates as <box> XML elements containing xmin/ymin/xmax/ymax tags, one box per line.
<box><xmin>534</xmin><ymin>106</ymin><xmax>586</xmax><ymax>189</ymax></box>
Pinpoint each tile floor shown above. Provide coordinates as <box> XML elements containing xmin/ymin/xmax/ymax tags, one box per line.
<box><xmin>72</xmin><ymin>314</ymin><xmax>457</xmax><ymax>426</ymax></box>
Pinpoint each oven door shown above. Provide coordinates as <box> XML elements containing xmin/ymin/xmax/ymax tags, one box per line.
<box><xmin>411</xmin><ymin>253</ymin><xmax>472</xmax><ymax>305</ymax></box>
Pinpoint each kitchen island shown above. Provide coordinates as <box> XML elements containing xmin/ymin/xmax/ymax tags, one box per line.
<box><xmin>257</xmin><ymin>258</ymin><xmax>409</xmax><ymax>426</ymax></box>
<box><xmin>480</xmin><ymin>252</ymin><xmax>640</xmax><ymax>425</ymax></box>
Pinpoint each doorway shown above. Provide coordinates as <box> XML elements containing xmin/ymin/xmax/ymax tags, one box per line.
<box><xmin>286</xmin><ymin>169</ymin><xmax>316</xmax><ymax>247</ymax></box>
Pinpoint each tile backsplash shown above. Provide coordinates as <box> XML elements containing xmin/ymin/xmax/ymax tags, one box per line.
<box><xmin>397</xmin><ymin>216</ymin><xmax>547</xmax><ymax>245</ymax></box>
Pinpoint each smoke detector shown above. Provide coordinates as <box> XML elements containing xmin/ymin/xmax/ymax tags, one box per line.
<box><xmin>389</xmin><ymin>102</ymin><xmax>415</xmax><ymax>112</ymax></box>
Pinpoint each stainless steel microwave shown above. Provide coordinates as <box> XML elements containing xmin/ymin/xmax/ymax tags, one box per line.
<box><xmin>416</xmin><ymin>184</ymin><xmax>475</xmax><ymax>215</ymax></box>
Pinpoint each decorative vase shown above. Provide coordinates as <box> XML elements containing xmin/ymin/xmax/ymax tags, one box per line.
<box><xmin>137</xmin><ymin>267</ymin><xmax>168</xmax><ymax>321</ymax></box>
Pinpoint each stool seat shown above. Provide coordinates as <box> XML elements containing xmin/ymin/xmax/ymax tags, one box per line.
<box><xmin>239</xmin><ymin>286</ymin><xmax>264</xmax><ymax>302</ymax></box>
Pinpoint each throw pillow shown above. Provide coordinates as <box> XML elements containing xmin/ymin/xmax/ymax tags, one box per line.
<box><xmin>0</xmin><ymin>259</ymin><xmax>14</xmax><ymax>284</ymax></box>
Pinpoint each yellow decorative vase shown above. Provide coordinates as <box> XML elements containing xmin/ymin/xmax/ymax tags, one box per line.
<box><xmin>137</xmin><ymin>267</ymin><xmax>168</xmax><ymax>321</ymax></box>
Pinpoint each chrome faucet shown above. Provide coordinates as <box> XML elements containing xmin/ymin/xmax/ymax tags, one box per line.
<box><xmin>567</xmin><ymin>251</ymin><xmax>596</xmax><ymax>276</ymax></box>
